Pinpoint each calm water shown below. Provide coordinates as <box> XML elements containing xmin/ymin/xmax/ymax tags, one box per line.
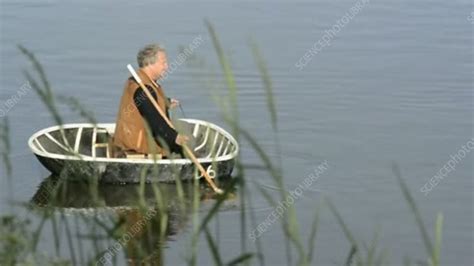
<box><xmin>0</xmin><ymin>0</ymin><xmax>472</xmax><ymax>265</ymax></box>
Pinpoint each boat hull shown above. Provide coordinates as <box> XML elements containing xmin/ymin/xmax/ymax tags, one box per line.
<box><xmin>35</xmin><ymin>154</ymin><xmax>235</xmax><ymax>183</ymax></box>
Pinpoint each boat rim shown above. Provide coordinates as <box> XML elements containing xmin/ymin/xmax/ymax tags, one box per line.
<box><xmin>28</xmin><ymin>118</ymin><xmax>239</xmax><ymax>165</ymax></box>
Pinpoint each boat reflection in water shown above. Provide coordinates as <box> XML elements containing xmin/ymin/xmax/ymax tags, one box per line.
<box><xmin>30</xmin><ymin>175</ymin><xmax>236</xmax><ymax>265</ymax></box>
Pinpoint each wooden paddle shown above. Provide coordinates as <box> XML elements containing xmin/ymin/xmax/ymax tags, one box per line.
<box><xmin>127</xmin><ymin>64</ymin><xmax>223</xmax><ymax>194</ymax></box>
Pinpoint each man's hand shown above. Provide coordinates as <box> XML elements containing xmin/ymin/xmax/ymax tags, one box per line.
<box><xmin>175</xmin><ymin>134</ymin><xmax>189</xmax><ymax>146</ymax></box>
<box><xmin>169</xmin><ymin>98</ymin><xmax>180</xmax><ymax>109</ymax></box>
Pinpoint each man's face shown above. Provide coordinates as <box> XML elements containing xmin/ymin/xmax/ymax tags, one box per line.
<box><xmin>152</xmin><ymin>51</ymin><xmax>168</xmax><ymax>79</ymax></box>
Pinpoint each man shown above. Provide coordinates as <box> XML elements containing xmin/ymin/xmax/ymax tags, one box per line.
<box><xmin>113</xmin><ymin>44</ymin><xmax>189</xmax><ymax>158</ymax></box>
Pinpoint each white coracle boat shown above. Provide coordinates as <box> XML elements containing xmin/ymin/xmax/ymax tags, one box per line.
<box><xmin>28</xmin><ymin>119</ymin><xmax>239</xmax><ymax>183</ymax></box>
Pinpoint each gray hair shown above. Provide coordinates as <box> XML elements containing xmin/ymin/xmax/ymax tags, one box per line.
<box><xmin>137</xmin><ymin>44</ymin><xmax>166</xmax><ymax>67</ymax></box>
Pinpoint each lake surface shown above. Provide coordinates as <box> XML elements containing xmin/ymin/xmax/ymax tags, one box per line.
<box><xmin>0</xmin><ymin>0</ymin><xmax>472</xmax><ymax>265</ymax></box>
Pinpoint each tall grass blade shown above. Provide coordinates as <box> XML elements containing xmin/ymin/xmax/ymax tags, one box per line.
<box><xmin>0</xmin><ymin>118</ymin><xmax>12</xmax><ymax>178</ymax></box>
<box><xmin>18</xmin><ymin>46</ymin><xmax>64</xmax><ymax>127</ymax></box>
<box><xmin>204</xmin><ymin>226</ymin><xmax>223</xmax><ymax>266</ymax></box>
<box><xmin>58</xmin><ymin>95</ymin><xmax>98</xmax><ymax>125</ymax></box>
<box><xmin>204</xmin><ymin>22</ymin><xmax>236</xmax><ymax>93</ymax></box>
<box><xmin>61</xmin><ymin>212</ymin><xmax>77</xmax><ymax>266</ymax></box>
<box><xmin>204</xmin><ymin>20</ymin><xmax>239</xmax><ymax>135</ymax></box>
<box><xmin>189</xmin><ymin>173</ymin><xmax>201</xmax><ymax>266</ymax></box>
<box><xmin>392</xmin><ymin>164</ymin><xmax>434</xmax><ymax>256</ymax></box>
<box><xmin>375</xmin><ymin>248</ymin><xmax>390</xmax><ymax>266</ymax></box>
<box><xmin>345</xmin><ymin>245</ymin><xmax>357</xmax><ymax>266</ymax></box>
<box><xmin>74</xmin><ymin>215</ymin><xmax>86</xmax><ymax>266</ymax></box>
<box><xmin>206</xmin><ymin>20</ymin><xmax>249</xmax><ymax>262</ymax></box>
<box><xmin>31</xmin><ymin>211</ymin><xmax>48</xmax><ymax>252</ymax></box>
<box><xmin>307</xmin><ymin>205</ymin><xmax>321</xmax><ymax>264</ymax></box>
<box><xmin>432</xmin><ymin>213</ymin><xmax>443</xmax><ymax>266</ymax></box>
<box><xmin>366</xmin><ymin>229</ymin><xmax>381</xmax><ymax>266</ymax></box>
<box><xmin>249</xmin><ymin>39</ymin><xmax>277</xmax><ymax>131</ymax></box>
<box><xmin>227</xmin><ymin>253</ymin><xmax>254</xmax><ymax>266</ymax></box>
<box><xmin>198</xmin><ymin>178</ymin><xmax>240</xmax><ymax>232</ymax></box>
<box><xmin>50</xmin><ymin>212</ymin><xmax>61</xmax><ymax>257</ymax></box>
<box><xmin>234</xmin><ymin>126</ymin><xmax>283</xmax><ymax>190</ymax></box>
<box><xmin>257</xmin><ymin>186</ymin><xmax>277</xmax><ymax>208</ymax></box>
<box><xmin>326</xmin><ymin>199</ymin><xmax>361</xmax><ymax>263</ymax></box>
<box><xmin>246</xmin><ymin>187</ymin><xmax>266</xmax><ymax>266</ymax></box>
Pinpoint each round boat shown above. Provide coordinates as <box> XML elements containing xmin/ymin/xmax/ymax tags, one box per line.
<box><xmin>28</xmin><ymin>119</ymin><xmax>239</xmax><ymax>183</ymax></box>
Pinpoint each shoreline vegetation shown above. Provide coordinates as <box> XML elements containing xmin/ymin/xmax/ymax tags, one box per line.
<box><xmin>0</xmin><ymin>21</ymin><xmax>442</xmax><ymax>266</ymax></box>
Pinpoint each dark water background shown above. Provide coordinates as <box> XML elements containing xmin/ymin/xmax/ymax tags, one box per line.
<box><xmin>0</xmin><ymin>0</ymin><xmax>472</xmax><ymax>265</ymax></box>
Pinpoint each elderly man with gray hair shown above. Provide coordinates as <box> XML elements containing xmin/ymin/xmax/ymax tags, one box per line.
<box><xmin>113</xmin><ymin>44</ymin><xmax>189</xmax><ymax>158</ymax></box>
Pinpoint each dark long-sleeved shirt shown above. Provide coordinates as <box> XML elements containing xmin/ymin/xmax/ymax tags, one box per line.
<box><xmin>133</xmin><ymin>85</ymin><xmax>180</xmax><ymax>153</ymax></box>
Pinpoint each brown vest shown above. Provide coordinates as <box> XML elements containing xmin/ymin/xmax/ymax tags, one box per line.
<box><xmin>113</xmin><ymin>70</ymin><xmax>169</xmax><ymax>155</ymax></box>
